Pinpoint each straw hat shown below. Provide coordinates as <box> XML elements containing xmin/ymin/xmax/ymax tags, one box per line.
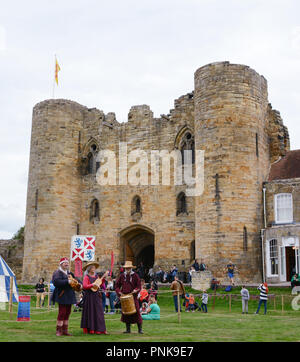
<box><xmin>82</xmin><ymin>261</ymin><xmax>100</xmax><ymax>272</ymax></box>
<box><xmin>123</xmin><ymin>260</ymin><xmax>135</xmax><ymax>269</ymax></box>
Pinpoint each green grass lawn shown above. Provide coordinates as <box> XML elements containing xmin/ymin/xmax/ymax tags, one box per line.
<box><xmin>0</xmin><ymin>285</ymin><xmax>299</xmax><ymax>342</ymax></box>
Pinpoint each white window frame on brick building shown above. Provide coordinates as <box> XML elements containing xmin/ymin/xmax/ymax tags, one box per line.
<box><xmin>274</xmin><ymin>193</ymin><xmax>293</xmax><ymax>224</ymax></box>
<box><xmin>266</xmin><ymin>238</ymin><xmax>279</xmax><ymax>277</ymax></box>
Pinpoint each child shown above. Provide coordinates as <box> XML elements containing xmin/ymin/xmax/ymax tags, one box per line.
<box><xmin>114</xmin><ymin>296</ymin><xmax>121</xmax><ymax>314</ymax></box>
<box><xmin>184</xmin><ymin>293</ymin><xmax>190</xmax><ymax>311</ymax></box>
<box><xmin>187</xmin><ymin>294</ymin><xmax>196</xmax><ymax>312</ymax></box>
<box><xmin>74</xmin><ymin>291</ymin><xmax>84</xmax><ymax>312</ymax></box>
<box><xmin>140</xmin><ymin>302</ymin><xmax>149</xmax><ymax>315</ymax></box>
<box><xmin>105</xmin><ymin>292</ymin><xmax>110</xmax><ymax>313</ymax></box>
<box><xmin>240</xmin><ymin>285</ymin><xmax>250</xmax><ymax>314</ymax></box>
<box><xmin>201</xmin><ymin>290</ymin><xmax>208</xmax><ymax>313</ymax></box>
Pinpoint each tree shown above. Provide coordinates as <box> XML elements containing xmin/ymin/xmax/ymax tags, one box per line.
<box><xmin>12</xmin><ymin>226</ymin><xmax>24</xmax><ymax>243</ymax></box>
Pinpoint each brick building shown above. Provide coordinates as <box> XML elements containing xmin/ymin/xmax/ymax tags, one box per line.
<box><xmin>263</xmin><ymin>150</ymin><xmax>300</xmax><ymax>283</ymax></box>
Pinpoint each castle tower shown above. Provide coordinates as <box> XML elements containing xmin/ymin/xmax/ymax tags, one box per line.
<box><xmin>194</xmin><ymin>62</ymin><xmax>270</xmax><ymax>282</ymax></box>
<box><xmin>22</xmin><ymin>99</ymin><xmax>86</xmax><ymax>282</ymax></box>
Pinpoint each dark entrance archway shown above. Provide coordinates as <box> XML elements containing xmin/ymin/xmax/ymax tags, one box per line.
<box><xmin>120</xmin><ymin>225</ymin><xmax>155</xmax><ymax>276</ymax></box>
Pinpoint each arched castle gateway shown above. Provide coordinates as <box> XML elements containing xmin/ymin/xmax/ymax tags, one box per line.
<box><xmin>22</xmin><ymin>62</ymin><xmax>290</xmax><ymax>283</ymax></box>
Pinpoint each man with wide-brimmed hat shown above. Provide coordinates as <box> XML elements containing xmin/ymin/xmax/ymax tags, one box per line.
<box><xmin>52</xmin><ymin>257</ymin><xmax>82</xmax><ymax>336</ymax></box>
<box><xmin>115</xmin><ymin>260</ymin><xmax>143</xmax><ymax>334</ymax></box>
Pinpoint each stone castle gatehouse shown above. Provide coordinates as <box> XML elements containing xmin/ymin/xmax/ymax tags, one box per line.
<box><xmin>22</xmin><ymin>61</ymin><xmax>291</xmax><ymax>284</ymax></box>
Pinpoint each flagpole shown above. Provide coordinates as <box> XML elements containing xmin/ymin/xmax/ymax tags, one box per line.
<box><xmin>52</xmin><ymin>54</ymin><xmax>56</xmax><ymax>99</ymax></box>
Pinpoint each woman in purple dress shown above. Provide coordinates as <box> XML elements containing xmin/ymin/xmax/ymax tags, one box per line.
<box><xmin>80</xmin><ymin>262</ymin><xmax>108</xmax><ymax>335</ymax></box>
<box><xmin>115</xmin><ymin>260</ymin><xmax>143</xmax><ymax>334</ymax></box>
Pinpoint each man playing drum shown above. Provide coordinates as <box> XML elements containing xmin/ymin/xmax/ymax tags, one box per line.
<box><xmin>115</xmin><ymin>260</ymin><xmax>143</xmax><ymax>334</ymax></box>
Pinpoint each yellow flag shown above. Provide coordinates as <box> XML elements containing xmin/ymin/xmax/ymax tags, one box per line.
<box><xmin>55</xmin><ymin>57</ymin><xmax>61</xmax><ymax>85</ymax></box>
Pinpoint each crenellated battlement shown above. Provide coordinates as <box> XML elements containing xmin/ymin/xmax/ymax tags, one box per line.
<box><xmin>22</xmin><ymin>62</ymin><xmax>291</xmax><ymax>283</ymax></box>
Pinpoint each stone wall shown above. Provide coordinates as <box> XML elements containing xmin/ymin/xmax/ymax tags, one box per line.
<box><xmin>0</xmin><ymin>239</ymin><xmax>24</xmax><ymax>282</ymax></box>
<box><xmin>194</xmin><ymin>62</ymin><xmax>270</xmax><ymax>282</ymax></box>
<box><xmin>22</xmin><ymin>62</ymin><xmax>290</xmax><ymax>283</ymax></box>
<box><xmin>191</xmin><ymin>271</ymin><xmax>212</xmax><ymax>291</ymax></box>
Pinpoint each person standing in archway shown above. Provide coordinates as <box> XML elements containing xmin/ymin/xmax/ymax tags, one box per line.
<box><xmin>115</xmin><ymin>260</ymin><xmax>143</xmax><ymax>334</ymax></box>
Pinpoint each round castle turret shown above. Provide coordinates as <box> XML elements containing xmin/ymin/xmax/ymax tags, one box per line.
<box><xmin>194</xmin><ymin>62</ymin><xmax>270</xmax><ymax>282</ymax></box>
<box><xmin>22</xmin><ymin>99</ymin><xmax>86</xmax><ymax>282</ymax></box>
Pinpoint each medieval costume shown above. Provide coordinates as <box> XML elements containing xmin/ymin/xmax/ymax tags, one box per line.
<box><xmin>52</xmin><ymin>257</ymin><xmax>82</xmax><ymax>336</ymax></box>
<box><xmin>115</xmin><ymin>260</ymin><xmax>143</xmax><ymax>334</ymax></box>
<box><xmin>80</xmin><ymin>261</ymin><xmax>107</xmax><ymax>335</ymax></box>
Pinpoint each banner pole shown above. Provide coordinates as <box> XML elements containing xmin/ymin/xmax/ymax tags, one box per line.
<box><xmin>52</xmin><ymin>54</ymin><xmax>56</xmax><ymax>99</ymax></box>
<box><xmin>48</xmin><ymin>282</ymin><xmax>50</xmax><ymax>311</ymax></box>
<box><xmin>9</xmin><ymin>276</ymin><xmax>13</xmax><ymax>317</ymax></box>
<box><xmin>177</xmin><ymin>290</ymin><xmax>181</xmax><ymax>324</ymax></box>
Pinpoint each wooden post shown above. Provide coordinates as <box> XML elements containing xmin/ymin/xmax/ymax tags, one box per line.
<box><xmin>177</xmin><ymin>290</ymin><xmax>181</xmax><ymax>324</ymax></box>
<box><xmin>281</xmin><ymin>295</ymin><xmax>284</xmax><ymax>314</ymax></box>
<box><xmin>229</xmin><ymin>294</ymin><xmax>231</xmax><ymax>312</ymax></box>
<box><xmin>8</xmin><ymin>276</ymin><xmax>13</xmax><ymax>317</ymax></box>
<box><xmin>48</xmin><ymin>282</ymin><xmax>50</xmax><ymax>311</ymax></box>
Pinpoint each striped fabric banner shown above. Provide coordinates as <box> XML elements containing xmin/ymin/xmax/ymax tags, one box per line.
<box><xmin>0</xmin><ymin>256</ymin><xmax>19</xmax><ymax>303</ymax></box>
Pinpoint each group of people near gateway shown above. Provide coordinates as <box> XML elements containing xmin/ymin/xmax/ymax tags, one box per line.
<box><xmin>51</xmin><ymin>258</ymin><xmax>160</xmax><ymax>336</ymax></box>
<box><xmin>50</xmin><ymin>257</ymin><xmax>271</xmax><ymax>336</ymax></box>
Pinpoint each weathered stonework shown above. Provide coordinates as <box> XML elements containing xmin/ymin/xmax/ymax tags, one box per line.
<box><xmin>22</xmin><ymin>62</ymin><xmax>290</xmax><ymax>283</ymax></box>
<box><xmin>191</xmin><ymin>271</ymin><xmax>212</xmax><ymax>291</ymax></box>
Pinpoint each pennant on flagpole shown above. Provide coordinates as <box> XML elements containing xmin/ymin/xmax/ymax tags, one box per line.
<box><xmin>55</xmin><ymin>56</ymin><xmax>61</xmax><ymax>85</ymax></box>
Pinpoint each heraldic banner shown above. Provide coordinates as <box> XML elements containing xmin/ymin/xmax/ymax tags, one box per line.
<box><xmin>70</xmin><ymin>235</ymin><xmax>96</xmax><ymax>263</ymax></box>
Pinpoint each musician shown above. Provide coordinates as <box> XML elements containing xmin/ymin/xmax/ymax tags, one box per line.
<box><xmin>80</xmin><ymin>262</ymin><xmax>108</xmax><ymax>335</ymax></box>
<box><xmin>115</xmin><ymin>260</ymin><xmax>143</xmax><ymax>334</ymax></box>
<box><xmin>52</xmin><ymin>257</ymin><xmax>82</xmax><ymax>336</ymax></box>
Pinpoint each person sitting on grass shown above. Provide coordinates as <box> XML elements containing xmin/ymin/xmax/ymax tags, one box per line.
<box><xmin>184</xmin><ymin>293</ymin><xmax>190</xmax><ymax>311</ymax></box>
<box><xmin>147</xmin><ymin>281</ymin><xmax>158</xmax><ymax>300</ymax></box>
<box><xmin>138</xmin><ymin>281</ymin><xmax>149</xmax><ymax>308</ymax></box>
<box><xmin>142</xmin><ymin>295</ymin><xmax>160</xmax><ymax>320</ymax></box>
<box><xmin>186</xmin><ymin>294</ymin><xmax>197</xmax><ymax>312</ymax></box>
<box><xmin>291</xmin><ymin>273</ymin><xmax>300</xmax><ymax>289</ymax></box>
<box><xmin>140</xmin><ymin>301</ymin><xmax>149</xmax><ymax>315</ymax></box>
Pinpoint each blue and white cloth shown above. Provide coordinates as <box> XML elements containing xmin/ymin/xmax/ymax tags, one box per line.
<box><xmin>0</xmin><ymin>255</ymin><xmax>19</xmax><ymax>303</ymax></box>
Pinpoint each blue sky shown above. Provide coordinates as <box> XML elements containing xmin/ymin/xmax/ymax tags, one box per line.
<box><xmin>0</xmin><ymin>0</ymin><xmax>300</xmax><ymax>238</ymax></box>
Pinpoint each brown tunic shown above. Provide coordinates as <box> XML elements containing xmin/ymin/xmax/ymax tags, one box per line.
<box><xmin>115</xmin><ymin>271</ymin><xmax>142</xmax><ymax>324</ymax></box>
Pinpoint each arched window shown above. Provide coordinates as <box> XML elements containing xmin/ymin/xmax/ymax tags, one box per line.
<box><xmin>190</xmin><ymin>240</ymin><xmax>195</xmax><ymax>261</ymax></box>
<box><xmin>90</xmin><ymin>199</ymin><xmax>100</xmax><ymax>223</ymax></box>
<box><xmin>176</xmin><ymin>192</ymin><xmax>187</xmax><ymax>215</ymax></box>
<box><xmin>87</xmin><ymin>152</ymin><xmax>94</xmax><ymax>174</ymax></box>
<box><xmin>180</xmin><ymin>132</ymin><xmax>195</xmax><ymax>164</ymax></box>
<box><xmin>131</xmin><ymin>195</ymin><xmax>142</xmax><ymax>215</ymax></box>
<box><xmin>84</xmin><ymin>142</ymin><xmax>99</xmax><ymax>175</ymax></box>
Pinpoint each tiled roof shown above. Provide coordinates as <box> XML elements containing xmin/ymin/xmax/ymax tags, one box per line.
<box><xmin>268</xmin><ymin>150</ymin><xmax>300</xmax><ymax>181</ymax></box>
